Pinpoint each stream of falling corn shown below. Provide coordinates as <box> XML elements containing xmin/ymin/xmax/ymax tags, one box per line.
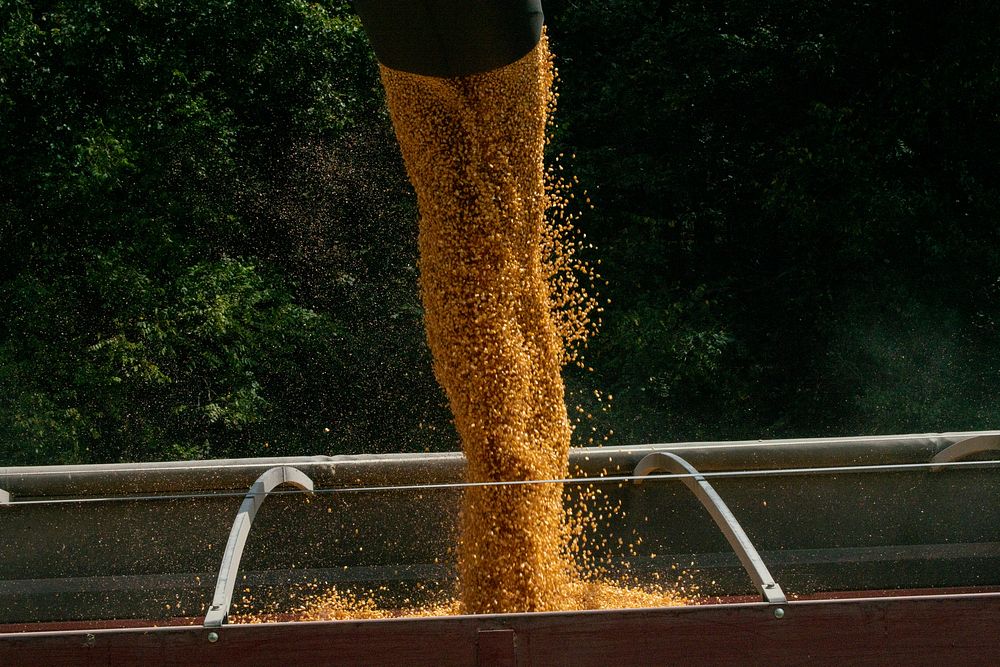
<box><xmin>233</xmin><ymin>32</ymin><xmax>690</xmax><ymax>623</ymax></box>
<box><xmin>380</xmin><ymin>31</ymin><xmax>574</xmax><ymax>615</ymax></box>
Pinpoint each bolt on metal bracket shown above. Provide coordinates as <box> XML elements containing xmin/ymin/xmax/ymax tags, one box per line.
<box><xmin>203</xmin><ymin>466</ymin><xmax>314</xmax><ymax>628</ymax></box>
<box><xmin>930</xmin><ymin>434</ymin><xmax>1000</xmax><ymax>472</ymax></box>
<box><xmin>633</xmin><ymin>451</ymin><xmax>787</xmax><ymax>605</ymax></box>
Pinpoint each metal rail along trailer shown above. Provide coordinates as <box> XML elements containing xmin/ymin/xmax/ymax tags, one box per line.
<box><xmin>2</xmin><ymin>431</ymin><xmax>999</xmax><ymax>665</ymax></box>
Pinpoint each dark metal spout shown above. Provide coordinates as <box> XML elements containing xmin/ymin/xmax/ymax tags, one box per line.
<box><xmin>354</xmin><ymin>0</ymin><xmax>544</xmax><ymax>78</ymax></box>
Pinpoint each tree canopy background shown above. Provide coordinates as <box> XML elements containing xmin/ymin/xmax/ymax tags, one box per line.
<box><xmin>2</xmin><ymin>0</ymin><xmax>998</xmax><ymax>465</ymax></box>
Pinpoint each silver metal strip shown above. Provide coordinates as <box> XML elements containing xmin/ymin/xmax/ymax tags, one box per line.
<box><xmin>203</xmin><ymin>466</ymin><xmax>314</xmax><ymax>628</ymax></box>
<box><xmin>3</xmin><ymin>458</ymin><xmax>1000</xmax><ymax>508</ymax></box>
<box><xmin>931</xmin><ymin>434</ymin><xmax>1000</xmax><ymax>471</ymax></box>
<box><xmin>633</xmin><ymin>452</ymin><xmax>787</xmax><ymax>605</ymax></box>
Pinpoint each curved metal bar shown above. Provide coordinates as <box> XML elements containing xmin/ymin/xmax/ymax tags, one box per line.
<box><xmin>634</xmin><ymin>452</ymin><xmax>787</xmax><ymax>605</ymax></box>
<box><xmin>203</xmin><ymin>466</ymin><xmax>314</xmax><ymax>627</ymax></box>
<box><xmin>930</xmin><ymin>434</ymin><xmax>1000</xmax><ymax>472</ymax></box>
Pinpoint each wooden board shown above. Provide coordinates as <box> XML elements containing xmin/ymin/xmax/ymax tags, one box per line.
<box><xmin>2</xmin><ymin>592</ymin><xmax>999</xmax><ymax>666</ymax></box>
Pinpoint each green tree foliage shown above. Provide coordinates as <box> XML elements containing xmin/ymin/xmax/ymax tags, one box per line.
<box><xmin>3</xmin><ymin>1</ymin><xmax>999</xmax><ymax>465</ymax></box>
<box><xmin>547</xmin><ymin>0</ymin><xmax>1000</xmax><ymax>441</ymax></box>
<box><xmin>1</xmin><ymin>0</ymin><xmax>452</xmax><ymax>464</ymax></box>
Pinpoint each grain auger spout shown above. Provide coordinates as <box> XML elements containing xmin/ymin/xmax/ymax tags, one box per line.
<box><xmin>354</xmin><ymin>0</ymin><xmax>544</xmax><ymax>78</ymax></box>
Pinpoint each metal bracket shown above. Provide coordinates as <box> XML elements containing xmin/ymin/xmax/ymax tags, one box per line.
<box><xmin>203</xmin><ymin>466</ymin><xmax>314</xmax><ymax>628</ymax></box>
<box><xmin>633</xmin><ymin>452</ymin><xmax>787</xmax><ymax>605</ymax></box>
<box><xmin>0</xmin><ymin>488</ymin><xmax>9</xmax><ymax>505</ymax></box>
<box><xmin>930</xmin><ymin>434</ymin><xmax>1000</xmax><ymax>472</ymax></box>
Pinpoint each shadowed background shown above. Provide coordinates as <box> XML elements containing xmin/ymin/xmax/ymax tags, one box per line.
<box><xmin>2</xmin><ymin>0</ymin><xmax>998</xmax><ymax>465</ymax></box>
